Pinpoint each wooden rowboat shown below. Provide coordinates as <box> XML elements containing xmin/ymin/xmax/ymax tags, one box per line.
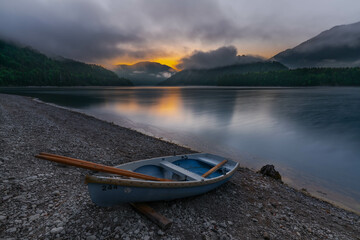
<box><xmin>35</xmin><ymin>152</ymin><xmax>239</xmax><ymax>207</ymax></box>
<box><xmin>85</xmin><ymin>153</ymin><xmax>239</xmax><ymax>206</ymax></box>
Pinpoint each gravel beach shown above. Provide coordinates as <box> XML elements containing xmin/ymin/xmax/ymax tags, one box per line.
<box><xmin>0</xmin><ymin>93</ymin><xmax>359</xmax><ymax>240</ymax></box>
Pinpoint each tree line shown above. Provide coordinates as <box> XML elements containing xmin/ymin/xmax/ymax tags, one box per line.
<box><xmin>0</xmin><ymin>40</ymin><xmax>132</xmax><ymax>86</ymax></box>
<box><xmin>218</xmin><ymin>68</ymin><xmax>360</xmax><ymax>86</ymax></box>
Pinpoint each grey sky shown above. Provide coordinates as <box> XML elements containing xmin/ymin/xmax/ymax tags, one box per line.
<box><xmin>0</xmin><ymin>0</ymin><xmax>359</xmax><ymax>67</ymax></box>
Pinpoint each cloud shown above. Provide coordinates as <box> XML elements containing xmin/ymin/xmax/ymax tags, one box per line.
<box><xmin>0</xmin><ymin>0</ymin><xmax>240</xmax><ymax>64</ymax></box>
<box><xmin>138</xmin><ymin>0</ymin><xmax>243</xmax><ymax>43</ymax></box>
<box><xmin>177</xmin><ymin>46</ymin><xmax>264</xmax><ymax>70</ymax></box>
<box><xmin>0</xmin><ymin>0</ymin><xmax>147</xmax><ymax>62</ymax></box>
<box><xmin>0</xmin><ymin>0</ymin><xmax>360</xmax><ymax>66</ymax></box>
<box><xmin>158</xmin><ymin>72</ymin><xmax>174</xmax><ymax>78</ymax></box>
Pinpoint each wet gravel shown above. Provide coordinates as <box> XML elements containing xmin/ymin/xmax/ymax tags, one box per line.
<box><xmin>0</xmin><ymin>93</ymin><xmax>359</xmax><ymax>240</ymax></box>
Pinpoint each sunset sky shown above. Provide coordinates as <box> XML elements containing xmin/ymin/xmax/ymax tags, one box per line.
<box><xmin>1</xmin><ymin>0</ymin><xmax>359</xmax><ymax>69</ymax></box>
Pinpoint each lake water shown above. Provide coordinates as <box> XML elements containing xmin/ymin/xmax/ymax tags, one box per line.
<box><xmin>1</xmin><ymin>86</ymin><xmax>360</xmax><ymax>212</ymax></box>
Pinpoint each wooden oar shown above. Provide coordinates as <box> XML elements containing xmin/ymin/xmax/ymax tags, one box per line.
<box><xmin>35</xmin><ymin>152</ymin><xmax>171</xmax><ymax>182</ymax></box>
<box><xmin>202</xmin><ymin>159</ymin><xmax>228</xmax><ymax>178</ymax></box>
<box><xmin>130</xmin><ymin>203</ymin><xmax>172</xmax><ymax>230</ymax></box>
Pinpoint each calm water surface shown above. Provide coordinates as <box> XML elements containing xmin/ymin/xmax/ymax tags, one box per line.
<box><xmin>2</xmin><ymin>87</ymin><xmax>360</xmax><ymax>212</ymax></box>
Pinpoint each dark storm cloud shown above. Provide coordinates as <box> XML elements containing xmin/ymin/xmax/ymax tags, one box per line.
<box><xmin>177</xmin><ymin>46</ymin><xmax>264</xmax><ymax>70</ymax></box>
<box><xmin>0</xmin><ymin>0</ymin><xmax>360</xmax><ymax>64</ymax></box>
<box><xmin>0</xmin><ymin>0</ymin><xmax>146</xmax><ymax>62</ymax></box>
<box><xmin>177</xmin><ymin>46</ymin><xmax>238</xmax><ymax>69</ymax></box>
<box><xmin>0</xmin><ymin>0</ymin><xmax>247</xmax><ymax>63</ymax></box>
<box><xmin>138</xmin><ymin>0</ymin><xmax>244</xmax><ymax>42</ymax></box>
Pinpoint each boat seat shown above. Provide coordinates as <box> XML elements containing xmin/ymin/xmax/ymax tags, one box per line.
<box><xmin>159</xmin><ymin>161</ymin><xmax>205</xmax><ymax>181</ymax></box>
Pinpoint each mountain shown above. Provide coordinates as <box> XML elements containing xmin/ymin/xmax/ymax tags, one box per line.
<box><xmin>114</xmin><ymin>61</ymin><xmax>176</xmax><ymax>86</ymax></box>
<box><xmin>0</xmin><ymin>39</ymin><xmax>132</xmax><ymax>86</ymax></box>
<box><xmin>159</xmin><ymin>61</ymin><xmax>287</xmax><ymax>86</ymax></box>
<box><xmin>273</xmin><ymin>21</ymin><xmax>360</xmax><ymax>68</ymax></box>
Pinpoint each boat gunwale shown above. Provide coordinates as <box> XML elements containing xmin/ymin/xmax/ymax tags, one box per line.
<box><xmin>85</xmin><ymin>153</ymin><xmax>239</xmax><ymax>188</ymax></box>
<box><xmin>85</xmin><ymin>165</ymin><xmax>238</xmax><ymax>188</ymax></box>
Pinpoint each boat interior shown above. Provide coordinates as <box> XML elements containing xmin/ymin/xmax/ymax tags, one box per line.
<box><xmin>116</xmin><ymin>154</ymin><xmax>237</xmax><ymax>181</ymax></box>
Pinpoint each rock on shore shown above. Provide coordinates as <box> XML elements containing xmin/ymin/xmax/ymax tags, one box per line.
<box><xmin>0</xmin><ymin>93</ymin><xmax>359</xmax><ymax>239</ymax></box>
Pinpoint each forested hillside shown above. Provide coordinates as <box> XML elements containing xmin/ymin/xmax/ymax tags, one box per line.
<box><xmin>159</xmin><ymin>62</ymin><xmax>287</xmax><ymax>86</ymax></box>
<box><xmin>273</xmin><ymin>21</ymin><xmax>360</xmax><ymax>68</ymax></box>
<box><xmin>218</xmin><ymin>68</ymin><xmax>360</xmax><ymax>86</ymax></box>
<box><xmin>0</xmin><ymin>40</ymin><xmax>132</xmax><ymax>86</ymax></box>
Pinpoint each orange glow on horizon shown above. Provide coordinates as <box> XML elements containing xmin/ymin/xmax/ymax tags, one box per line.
<box><xmin>111</xmin><ymin>46</ymin><xmax>280</xmax><ymax>71</ymax></box>
<box><xmin>114</xmin><ymin>57</ymin><xmax>180</xmax><ymax>71</ymax></box>
<box><xmin>150</xmin><ymin>57</ymin><xmax>180</xmax><ymax>70</ymax></box>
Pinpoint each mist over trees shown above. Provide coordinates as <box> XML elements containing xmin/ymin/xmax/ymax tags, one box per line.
<box><xmin>159</xmin><ymin>61</ymin><xmax>287</xmax><ymax>86</ymax></box>
<box><xmin>114</xmin><ymin>61</ymin><xmax>176</xmax><ymax>86</ymax></box>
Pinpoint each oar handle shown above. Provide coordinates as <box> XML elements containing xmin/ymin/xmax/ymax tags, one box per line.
<box><xmin>36</xmin><ymin>152</ymin><xmax>171</xmax><ymax>182</ymax></box>
<box><xmin>202</xmin><ymin>159</ymin><xmax>228</xmax><ymax>178</ymax></box>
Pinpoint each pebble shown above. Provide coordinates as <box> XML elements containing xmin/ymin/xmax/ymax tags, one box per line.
<box><xmin>219</xmin><ymin>222</ymin><xmax>227</xmax><ymax>228</ymax></box>
<box><xmin>220</xmin><ymin>235</ymin><xmax>230</xmax><ymax>240</ymax></box>
<box><xmin>86</xmin><ymin>236</ymin><xmax>96</xmax><ymax>240</ymax></box>
<box><xmin>203</xmin><ymin>221</ymin><xmax>211</xmax><ymax>229</ymax></box>
<box><xmin>7</xmin><ymin>227</ymin><xmax>17</xmax><ymax>233</ymax></box>
<box><xmin>0</xmin><ymin>215</ymin><xmax>7</xmax><ymax>221</ymax></box>
<box><xmin>50</xmin><ymin>227</ymin><xmax>64</xmax><ymax>234</ymax></box>
<box><xmin>26</xmin><ymin>176</ymin><xmax>38</xmax><ymax>181</ymax></box>
<box><xmin>157</xmin><ymin>230</ymin><xmax>165</xmax><ymax>236</ymax></box>
<box><xmin>3</xmin><ymin>195</ymin><xmax>13</xmax><ymax>201</ymax></box>
<box><xmin>52</xmin><ymin>190</ymin><xmax>60</xmax><ymax>196</ymax></box>
<box><xmin>29</xmin><ymin>214</ymin><xmax>40</xmax><ymax>222</ymax></box>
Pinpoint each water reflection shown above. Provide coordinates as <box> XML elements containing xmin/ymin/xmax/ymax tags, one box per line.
<box><xmin>110</xmin><ymin>88</ymin><xmax>183</xmax><ymax>119</ymax></box>
<box><xmin>1</xmin><ymin>86</ymin><xmax>360</xmax><ymax>212</ymax></box>
<box><xmin>103</xmin><ymin>88</ymin><xmax>239</xmax><ymax>132</ymax></box>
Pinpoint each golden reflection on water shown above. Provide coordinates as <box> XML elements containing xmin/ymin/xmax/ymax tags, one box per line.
<box><xmin>112</xmin><ymin>87</ymin><xmax>183</xmax><ymax>118</ymax></box>
<box><xmin>153</xmin><ymin>89</ymin><xmax>182</xmax><ymax>116</ymax></box>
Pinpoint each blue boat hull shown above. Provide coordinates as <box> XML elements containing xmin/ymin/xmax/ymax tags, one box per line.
<box><xmin>88</xmin><ymin>177</ymin><xmax>232</xmax><ymax>206</ymax></box>
<box><xmin>85</xmin><ymin>153</ymin><xmax>239</xmax><ymax>206</ymax></box>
